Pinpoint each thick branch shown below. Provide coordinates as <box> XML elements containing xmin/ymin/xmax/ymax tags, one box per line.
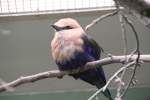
<box><xmin>114</xmin><ymin>0</ymin><xmax>150</xmax><ymax>17</ymax></box>
<box><xmin>114</xmin><ymin>0</ymin><xmax>150</xmax><ymax>27</ymax></box>
<box><xmin>0</xmin><ymin>54</ymin><xmax>150</xmax><ymax>93</ymax></box>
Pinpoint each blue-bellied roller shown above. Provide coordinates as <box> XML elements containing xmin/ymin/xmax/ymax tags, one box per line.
<box><xmin>50</xmin><ymin>18</ymin><xmax>112</xmax><ymax>100</ymax></box>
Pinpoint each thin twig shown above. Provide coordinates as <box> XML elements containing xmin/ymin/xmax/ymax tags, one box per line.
<box><xmin>113</xmin><ymin>2</ymin><xmax>130</xmax><ymax>99</ymax></box>
<box><xmin>118</xmin><ymin>10</ymin><xmax>128</xmax><ymax>98</ymax></box>
<box><xmin>85</xmin><ymin>10</ymin><xmax>118</xmax><ymax>31</ymax></box>
<box><xmin>119</xmin><ymin>12</ymin><xmax>128</xmax><ymax>57</ymax></box>
<box><xmin>122</xmin><ymin>15</ymin><xmax>140</xmax><ymax>55</ymax></box>
<box><xmin>120</xmin><ymin>15</ymin><xmax>141</xmax><ymax>98</ymax></box>
<box><xmin>117</xmin><ymin>10</ymin><xmax>129</xmax><ymax>100</ymax></box>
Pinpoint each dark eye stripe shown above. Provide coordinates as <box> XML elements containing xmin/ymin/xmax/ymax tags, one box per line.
<box><xmin>62</xmin><ymin>26</ymin><xmax>73</xmax><ymax>30</ymax></box>
<box><xmin>54</xmin><ymin>26</ymin><xmax>73</xmax><ymax>31</ymax></box>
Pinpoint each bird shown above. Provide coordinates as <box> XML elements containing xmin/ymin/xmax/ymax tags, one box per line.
<box><xmin>50</xmin><ymin>18</ymin><xmax>113</xmax><ymax>100</ymax></box>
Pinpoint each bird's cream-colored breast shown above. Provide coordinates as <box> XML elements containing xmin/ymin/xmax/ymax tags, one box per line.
<box><xmin>51</xmin><ymin>29</ymin><xmax>84</xmax><ymax>63</ymax></box>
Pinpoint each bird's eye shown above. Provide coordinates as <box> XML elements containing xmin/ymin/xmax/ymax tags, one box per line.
<box><xmin>64</xmin><ymin>26</ymin><xmax>73</xmax><ymax>29</ymax></box>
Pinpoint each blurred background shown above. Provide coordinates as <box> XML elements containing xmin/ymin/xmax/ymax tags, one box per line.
<box><xmin>0</xmin><ymin>0</ymin><xmax>150</xmax><ymax>100</ymax></box>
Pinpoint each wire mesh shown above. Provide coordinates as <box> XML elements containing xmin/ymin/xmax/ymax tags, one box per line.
<box><xmin>0</xmin><ymin>0</ymin><xmax>114</xmax><ymax>16</ymax></box>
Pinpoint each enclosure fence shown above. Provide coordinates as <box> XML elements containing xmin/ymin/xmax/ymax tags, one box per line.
<box><xmin>0</xmin><ymin>0</ymin><xmax>114</xmax><ymax>16</ymax></box>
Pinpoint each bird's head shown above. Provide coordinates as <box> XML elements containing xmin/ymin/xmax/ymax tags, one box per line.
<box><xmin>51</xmin><ymin>18</ymin><xmax>82</xmax><ymax>31</ymax></box>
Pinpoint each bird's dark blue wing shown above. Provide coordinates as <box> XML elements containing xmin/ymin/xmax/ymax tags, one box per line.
<box><xmin>81</xmin><ymin>34</ymin><xmax>106</xmax><ymax>83</ymax></box>
<box><xmin>82</xmin><ymin>34</ymin><xmax>102</xmax><ymax>59</ymax></box>
<box><xmin>72</xmin><ymin>34</ymin><xmax>112</xmax><ymax>100</ymax></box>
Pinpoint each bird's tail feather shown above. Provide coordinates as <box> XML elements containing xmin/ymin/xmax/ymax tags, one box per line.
<box><xmin>72</xmin><ymin>69</ymin><xmax>113</xmax><ymax>100</ymax></box>
<box><xmin>102</xmin><ymin>88</ymin><xmax>113</xmax><ymax>100</ymax></box>
<box><xmin>96</xmin><ymin>83</ymin><xmax>113</xmax><ymax>100</ymax></box>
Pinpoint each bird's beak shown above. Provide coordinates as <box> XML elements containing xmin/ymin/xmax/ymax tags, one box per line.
<box><xmin>51</xmin><ymin>24</ymin><xmax>61</xmax><ymax>31</ymax></box>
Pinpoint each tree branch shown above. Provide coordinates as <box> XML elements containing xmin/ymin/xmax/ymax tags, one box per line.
<box><xmin>114</xmin><ymin>0</ymin><xmax>150</xmax><ymax>17</ymax></box>
<box><xmin>85</xmin><ymin>10</ymin><xmax>118</xmax><ymax>31</ymax></box>
<box><xmin>0</xmin><ymin>54</ymin><xmax>150</xmax><ymax>93</ymax></box>
<box><xmin>0</xmin><ymin>78</ymin><xmax>14</xmax><ymax>92</ymax></box>
<box><xmin>88</xmin><ymin>61</ymin><xmax>135</xmax><ymax>100</ymax></box>
<box><xmin>114</xmin><ymin>0</ymin><xmax>150</xmax><ymax>27</ymax></box>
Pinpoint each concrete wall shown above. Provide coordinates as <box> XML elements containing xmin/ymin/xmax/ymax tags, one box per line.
<box><xmin>0</xmin><ymin>10</ymin><xmax>150</xmax><ymax>95</ymax></box>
